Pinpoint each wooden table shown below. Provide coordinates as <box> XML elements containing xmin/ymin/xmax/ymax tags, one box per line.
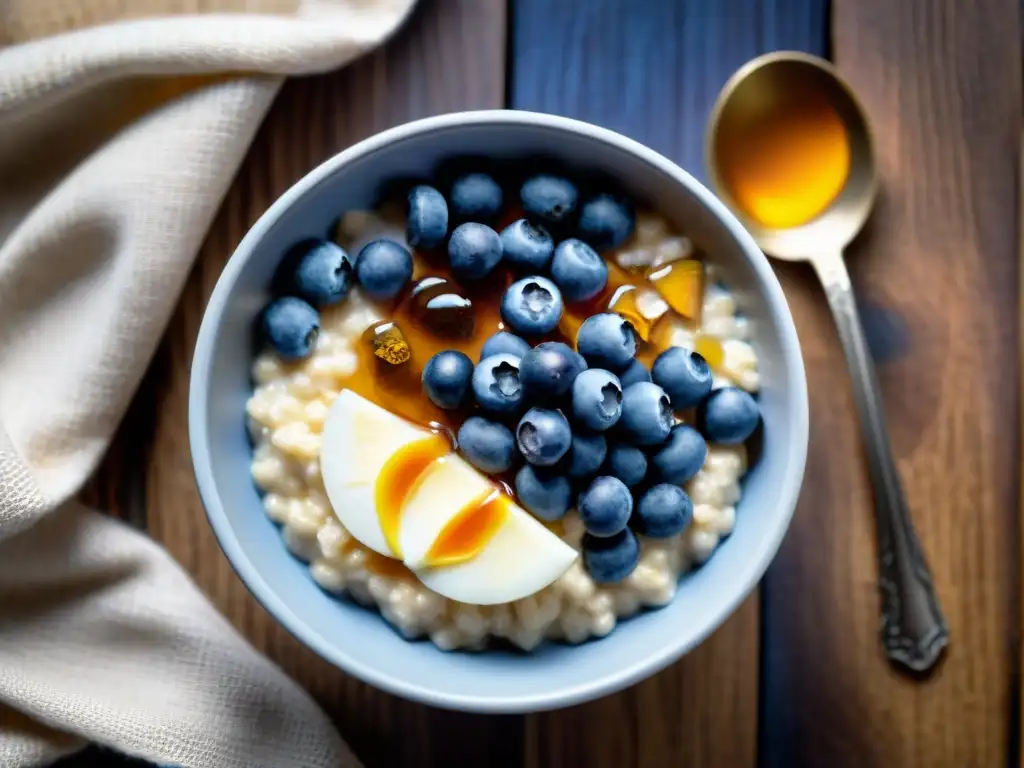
<box><xmin>83</xmin><ymin>0</ymin><xmax>1024</xmax><ymax>765</ymax></box>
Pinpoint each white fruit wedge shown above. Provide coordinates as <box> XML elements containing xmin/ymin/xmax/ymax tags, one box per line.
<box><xmin>320</xmin><ymin>388</ymin><xmax>432</xmax><ymax>557</ymax></box>
<box><xmin>399</xmin><ymin>454</ymin><xmax>578</xmax><ymax>605</ymax></box>
<box><xmin>413</xmin><ymin>498</ymin><xmax>579</xmax><ymax>606</ymax></box>
<box><xmin>320</xmin><ymin>389</ymin><xmax>579</xmax><ymax>604</ymax></box>
<box><xmin>397</xmin><ymin>455</ymin><xmax>495</xmax><ymax>569</ymax></box>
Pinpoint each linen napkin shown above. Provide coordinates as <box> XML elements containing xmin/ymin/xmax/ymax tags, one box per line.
<box><xmin>0</xmin><ymin>1</ymin><xmax>416</xmax><ymax>765</ymax></box>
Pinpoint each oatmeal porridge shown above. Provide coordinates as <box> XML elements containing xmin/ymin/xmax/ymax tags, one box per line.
<box><xmin>246</xmin><ymin>170</ymin><xmax>762</xmax><ymax>651</ymax></box>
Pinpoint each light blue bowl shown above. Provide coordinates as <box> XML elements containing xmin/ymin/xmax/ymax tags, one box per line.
<box><xmin>189</xmin><ymin>110</ymin><xmax>808</xmax><ymax>713</ymax></box>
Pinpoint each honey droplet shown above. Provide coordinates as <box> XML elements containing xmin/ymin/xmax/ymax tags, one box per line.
<box><xmin>363</xmin><ymin>321</ymin><xmax>412</xmax><ymax>365</ymax></box>
<box><xmin>428</xmin><ymin>421</ymin><xmax>458</xmax><ymax>451</ymax></box>
<box><xmin>647</xmin><ymin>259</ymin><xmax>704</xmax><ymax>322</ymax></box>
<box><xmin>405</xmin><ymin>276</ymin><xmax>475</xmax><ymax>338</ymax></box>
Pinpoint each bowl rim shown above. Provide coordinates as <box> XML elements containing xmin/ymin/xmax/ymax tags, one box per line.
<box><xmin>189</xmin><ymin>108</ymin><xmax>809</xmax><ymax>712</ymax></box>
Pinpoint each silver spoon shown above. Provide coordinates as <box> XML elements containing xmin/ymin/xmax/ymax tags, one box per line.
<box><xmin>705</xmin><ymin>51</ymin><xmax>948</xmax><ymax>674</ymax></box>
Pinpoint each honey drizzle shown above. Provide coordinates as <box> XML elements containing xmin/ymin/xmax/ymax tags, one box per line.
<box><xmin>424</xmin><ymin>490</ymin><xmax>510</xmax><ymax>568</ymax></box>
<box><xmin>375</xmin><ymin>433</ymin><xmax>450</xmax><ymax>557</ymax></box>
<box><xmin>373</xmin><ymin>434</ymin><xmax>509</xmax><ymax>567</ymax></box>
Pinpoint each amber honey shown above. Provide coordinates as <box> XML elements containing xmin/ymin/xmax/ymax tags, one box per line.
<box><xmin>376</xmin><ymin>433</ymin><xmax>451</xmax><ymax>557</ymax></box>
<box><xmin>425</xmin><ymin>490</ymin><xmax>510</xmax><ymax>567</ymax></box>
<box><xmin>716</xmin><ymin>83</ymin><xmax>851</xmax><ymax>229</ymax></box>
<box><xmin>646</xmin><ymin>260</ymin><xmax>703</xmax><ymax>321</ymax></box>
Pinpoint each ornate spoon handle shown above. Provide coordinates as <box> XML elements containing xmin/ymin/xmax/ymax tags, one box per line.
<box><xmin>811</xmin><ymin>251</ymin><xmax>949</xmax><ymax>673</ymax></box>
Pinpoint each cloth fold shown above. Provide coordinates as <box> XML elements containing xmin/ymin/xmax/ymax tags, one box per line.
<box><xmin>0</xmin><ymin>1</ymin><xmax>417</xmax><ymax>765</ymax></box>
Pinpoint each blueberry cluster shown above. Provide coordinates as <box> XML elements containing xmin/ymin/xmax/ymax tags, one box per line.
<box><xmin>407</xmin><ymin>171</ymin><xmax>637</xmax><ymax>325</ymax></box>
<box><xmin>423</xmin><ymin>318</ymin><xmax>761</xmax><ymax>584</ymax></box>
<box><xmin>259</xmin><ymin>235</ymin><xmax>416</xmax><ymax>359</ymax></box>
<box><xmin>261</xmin><ymin>170</ymin><xmax>634</xmax><ymax>360</ymax></box>
<box><xmin>260</xmin><ymin>166</ymin><xmax>764</xmax><ymax>587</ymax></box>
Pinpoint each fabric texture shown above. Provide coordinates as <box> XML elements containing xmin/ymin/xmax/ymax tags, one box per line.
<box><xmin>0</xmin><ymin>1</ymin><xmax>417</xmax><ymax>765</ymax></box>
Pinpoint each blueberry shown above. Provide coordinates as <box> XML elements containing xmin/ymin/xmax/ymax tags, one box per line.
<box><xmin>480</xmin><ymin>331</ymin><xmax>531</xmax><ymax>361</ymax></box>
<box><xmin>618</xmin><ymin>358</ymin><xmax>652</xmax><ymax>389</ymax></box>
<box><xmin>472</xmin><ymin>354</ymin><xmax>525</xmax><ymax>415</ymax></box>
<box><xmin>565</xmin><ymin>433</ymin><xmax>607</xmax><ymax>480</ymax></box>
<box><xmin>583</xmin><ymin>529</ymin><xmax>640</xmax><ymax>583</ymax></box>
<box><xmin>457</xmin><ymin>416</ymin><xmax>517</xmax><ymax>475</ymax></box>
<box><xmin>262</xmin><ymin>297</ymin><xmax>320</xmax><ymax>360</ymax></box>
<box><xmin>406</xmin><ymin>185</ymin><xmax>448</xmax><ymax>248</ymax></box>
<box><xmin>696</xmin><ymin>386</ymin><xmax>761</xmax><ymax>444</ymax></box>
<box><xmin>520</xmin><ymin>174</ymin><xmax>579</xmax><ymax>225</ymax></box>
<box><xmin>570</xmin><ymin>369</ymin><xmax>623</xmax><ymax>432</ymax></box>
<box><xmin>355</xmin><ymin>239</ymin><xmax>413</xmax><ymax>301</ymax></box>
<box><xmin>606</xmin><ymin>443</ymin><xmax>648</xmax><ymax>487</ymax></box>
<box><xmin>293</xmin><ymin>240</ymin><xmax>354</xmax><ymax>307</ymax></box>
<box><xmin>516</xmin><ymin>407</ymin><xmax>572</xmax><ymax>466</ymax></box>
<box><xmin>619</xmin><ymin>382</ymin><xmax>673</xmax><ymax>446</ymax></box>
<box><xmin>501</xmin><ymin>276</ymin><xmax>563</xmax><ymax>336</ymax></box>
<box><xmin>635</xmin><ymin>484</ymin><xmax>693</xmax><ymax>538</ymax></box>
<box><xmin>448</xmin><ymin>222</ymin><xmax>503</xmax><ymax>281</ymax></box>
<box><xmin>576</xmin><ymin>313</ymin><xmax>636</xmax><ymax>371</ymax></box>
<box><xmin>550</xmin><ymin>239</ymin><xmax>608</xmax><ymax>303</ymax></box>
<box><xmin>450</xmin><ymin>172</ymin><xmax>503</xmax><ymax>222</ymax></box>
<box><xmin>500</xmin><ymin>219</ymin><xmax>554</xmax><ymax>271</ymax></box>
<box><xmin>421</xmin><ymin>350</ymin><xmax>473</xmax><ymax>409</ymax></box>
<box><xmin>651</xmin><ymin>347</ymin><xmax>713</xmax><ymax>409</ymax></box>
<box><xmin>515</xmin><ymin>464</ymin><xmax>572</xmax><ymax>521</ymax></box>
<box><xmin>651</xmin><ymin>424</ymin><xmax>707</xmax><ymax>484</ymax></box>
<box><xmin>519</xmin><ymin>341</ymin><xmax>585</xmax><ymax>401</ymax></box>
<box><xmin>577</xmin><ymin>476</ymin><xmax>632</xmax><ymax>537</ymax></box>
<box><xmin>577</xmin><ymin>194</ymin><xmax>635</xmax><ymax>251</ymax></box>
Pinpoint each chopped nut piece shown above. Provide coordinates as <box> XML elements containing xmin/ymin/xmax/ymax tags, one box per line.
<box><xmin>363</xmin><ymin>321</ymin><xmax>412</xmax><ymax>365</ymax></box>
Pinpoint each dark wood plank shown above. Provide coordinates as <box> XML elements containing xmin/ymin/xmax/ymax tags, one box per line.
<box><xmin>761</xmin><ymin>1</ymin><xmax>1023</xmax><ymax>766</ymax></box>
<box><xmin>140</xmin><ymin>2</ymin><xmax>513</xmax><ymax>766</ymax></box>
<box><xmin>511</xmin><ymin>2</ymin><xmax>824</xmax><ymax>767</ymax></box>
<box><xmin>511</xmin><ymin>0</ymin><xmax>827</xmax><ymax>184</ymax></box>
<box><xmin>1019</xmin><ymin>130</ymin><xmax>1024</xmax><ymax>768</ymax></box>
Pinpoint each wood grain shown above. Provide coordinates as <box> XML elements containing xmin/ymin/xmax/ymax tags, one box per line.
<box><xmin>141</xmin><ymin>2</ymin><xmax>517</xmax><ymax>766</ymax></box>
<box><xmin>511</xmin><ymin>2</ymin><xmax>824</xmax><ymax>767</ymax></box>
<box><xmin>761</xmin><ymin>1</ymin><xmax>1023</xmax><ymax>767</ymax></box>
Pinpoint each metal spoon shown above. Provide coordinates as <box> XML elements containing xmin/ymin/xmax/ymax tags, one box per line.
<box><xmin>705</xmin><ymin>51</ymin><xmax>948</xmax><ymax>674</ymax></box>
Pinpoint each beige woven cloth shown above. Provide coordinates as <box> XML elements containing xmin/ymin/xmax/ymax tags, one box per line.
<box><xmin>0</xmin><ymin>1</ymin><xmax>416</xmax><ymax>765</ymax></box>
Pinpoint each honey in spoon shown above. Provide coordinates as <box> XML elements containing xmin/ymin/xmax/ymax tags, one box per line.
<box><xmin>716</xmin><ymin>82</ymin><xmax>851</xmax><ymax>229</ymax></box>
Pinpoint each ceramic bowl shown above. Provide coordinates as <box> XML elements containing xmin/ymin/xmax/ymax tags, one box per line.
<box><xmin>189</xmin><ymin>110</ymin><xmax>808</xmax><ymax>713</ymax></box>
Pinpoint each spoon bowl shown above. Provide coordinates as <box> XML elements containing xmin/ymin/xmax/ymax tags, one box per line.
<box><xmin>706</xmin><ymin>51</ymin><xmax>877</xmax><ymax>260</ymax></box>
